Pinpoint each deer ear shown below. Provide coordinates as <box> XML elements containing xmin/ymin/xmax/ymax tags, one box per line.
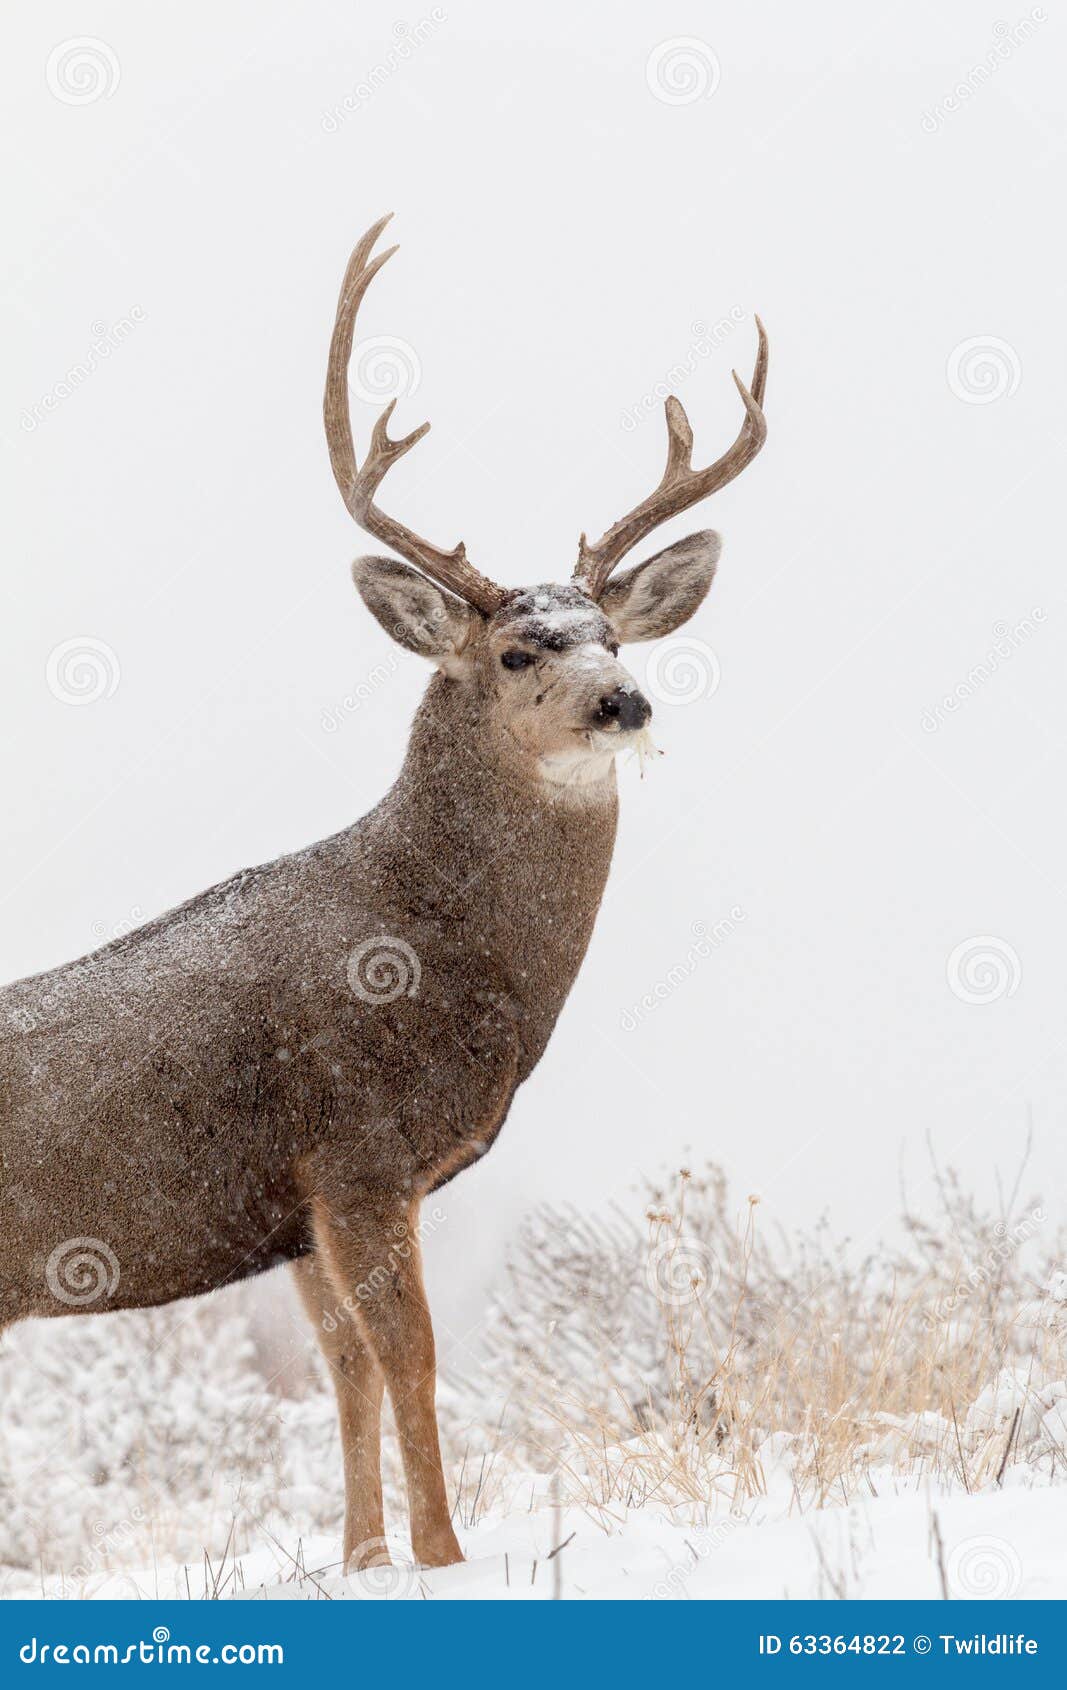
<box><xmin>352</xmin><ymin>557</ymin><xmax>476</xmax><ymax>663</ymax></box>
<box><xmin>599</xmin><ymin>531</ymin><xmax>721</xmax><ymax>643</ymax></box>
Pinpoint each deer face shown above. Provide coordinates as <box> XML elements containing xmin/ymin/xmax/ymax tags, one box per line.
<box><xmin>488</xmin><ymin>584</ymin><xmax>650</xmax><ymax>777</ymax></box>
<box><xmin>352</xmin><ymin>530</ymin><xmax>721</xmax><ymax>787</ymax></box>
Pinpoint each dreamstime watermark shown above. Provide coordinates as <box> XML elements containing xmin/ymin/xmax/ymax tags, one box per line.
<box><xmin>69</xmin><ymin>1509</ymin><xmax>147</xmax><ymax>1586</ymax></box>
<box><xmin>646</xmin><ymin>1232</ymin><xmax>721</xmax><ymax>1308</ymax></box>
<box><xmin>322</xmin><ymin>1207</ymin><xmax>446</xmax><ymax>1328</ymax></box>
<box><xmin>920</xmin><ymin>610</ymin><xmax>1045</xmax><ymax>732</ymax></box>
<box><xmin>946</xmin><ymin>936</ymin><xmax>1021</xmax><ymax>1004</ymax></box>
<box><xmin>322</xmin><ymin>652</ymin><xmax>401</xmax><ymax>732</ymax></box>
<box><xmin>946</xmin><ymin>1533</ymin><xmax>1023</xmax><ymax>1598</ymax></box>
<box><xmin>45</xmin><ymin>1237</ymin><xmax>121</xmax><ymax>1307</ymax></box>
<box><xmin>946</xmin><ymin>335</ymin><xmax>1021</xmax><ymax>404</ymax></box>
<box><xmin>20</xmin><ymin>309</ymin><xmax>147</xmax><ymax>433</ymax></box>
<box><xmin>921</xmin><ymin>12</ymin><xmax>1047</xmax><ymax>133</ymax></box>
<box><xmin>46</xmin><ymin>637</ymin><xmax>121</xmax><ymax>706</ymax></box>
<box><xmin>621</xmin><ymin>911</ymin><xmax>745</xmax><ymax>1031</ymax></box>
<box><xmin>346</xmin><ymin>935</ymin><xmax>421</xmax><ymax>1004</ymax></box>
<box><xmin>7</xmin><ymin>893</ymin><xmax>220</xmax><ymax>1034</ymax></box>
<box><xmin>620</xmin><ymin>312</ymin><xmax>744</xmax><ymax>432</ymax></box>
<box><xmin>347</xmin><ymin>1539</ymin><xmax>417</xmax><ymax>1596</ymax></box>
<box><xmin>321</xmin><ymin>13</ymin><xmax>447</xmax><ymax>131</ymax></box>
<box><xmin>349</xmin><ymin>336</ymin><xmax>421</xmax><ymax>405</ymax></box>
<box><xmin>8</xmin><ymin>973</ymin><xmax>77</xmax><ymax>1036</ymax></box>
<box><xmin>646</xmin><ymin>38</ymin><xmax>721</xmax><ymax>106</ymax></box>
<box><xmin>19</xmin><ymin>1630</ymin><xmax>284</xmax><ymax>1666</ymax></box>
<box><xmin>46</xmin><ymin>37</ymin><xmax>121</xmax><ymax>105</ymax></box>
<box><xmin>645</xmin><ymin>635</ymin><xmax>721</xmax><ymax>706</ymax></box>
<box><xmin>926</xmin><ymin>1207</ymin><xmax>1045</xmax><ymax>1326</ymax></box>
<box><xmin>91</xmin><ymin>905</ymin><xmax>145</xmax><ymax>944</ymax></box>
<box><xmin>647</xmin><ymin>1514</ymin><xmax>740</xmax><ymax>1598</ymax></box>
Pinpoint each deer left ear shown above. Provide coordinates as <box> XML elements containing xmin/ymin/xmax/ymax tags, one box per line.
<box><xmin>352</xmin><ymin>556</ymin><xmax>476</xmax><ymax>667</ymax></box>
<box><xmin>599</xmin><ymin>530</ymin><xmax>721</xmax><ymax>643</ymax></box>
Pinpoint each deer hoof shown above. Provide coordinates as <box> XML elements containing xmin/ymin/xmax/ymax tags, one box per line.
<box><xmin>415</xmin><ymin>1532</ymin><xmax>465</xmax><ymax>1568</ymax></box>
<box><xmin>346</xmin><ymin>1537</ymin><xmax>393</xmax><ymax>1574</ymax></box>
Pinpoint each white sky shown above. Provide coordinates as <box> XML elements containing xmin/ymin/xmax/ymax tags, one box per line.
<box><xmin>3</xmin><ymin>2</ymin><xmax>1065</xmax><ymax>1334</ymax></box>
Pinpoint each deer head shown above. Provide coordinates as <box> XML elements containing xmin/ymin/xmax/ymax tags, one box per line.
<box><xmin>324</xmin><ymin>215</ymin><xmax>768</xmax><ymax>789</ymax></box>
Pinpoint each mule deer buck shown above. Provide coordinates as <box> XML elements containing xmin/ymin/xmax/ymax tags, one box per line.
<box><xmin>0</xmin><ymin>216</ymin><xmax>767</xmax><ymax>1572</ymax></box>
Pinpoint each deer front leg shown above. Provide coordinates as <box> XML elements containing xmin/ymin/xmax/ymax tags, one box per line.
<box><xmin>310</xmin><ymin>1194</ymin><xmax>463</xmax><ymax>1569</ymax></box>
<box><xmin>291</xmin><ymin>1250</ymin><xmax>388</xmax><ymax>1572</ymax></box>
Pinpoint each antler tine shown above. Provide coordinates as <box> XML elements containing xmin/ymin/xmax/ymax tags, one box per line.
<box><xmin>750</xmin><ymin>313</ymin><xmax>768</xmax><ymax>407</ymax></box>
<box><xmin>324</xmin><ymin>217</ymin><xmax>507</xmax><ymax>616</ymax></box>
<box><xmin>574</xmin><ymin>317</ymin><xmax>769</xmax><ymax>600</ymax></box>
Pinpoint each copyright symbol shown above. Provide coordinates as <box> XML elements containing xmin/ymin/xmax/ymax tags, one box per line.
<box><xmin>913</xmin><ymin>1636</ymin><xmax>932</xmax><ymax>1655</ymax></box>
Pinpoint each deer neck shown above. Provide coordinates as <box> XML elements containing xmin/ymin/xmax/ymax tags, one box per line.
<box><xmin>367</xmin><ymin>672</ymin><xmax>619</xmax><ymax>1066</ymax></box>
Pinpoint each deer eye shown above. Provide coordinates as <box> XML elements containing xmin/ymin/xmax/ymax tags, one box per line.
<box><xmin>501</xmin><ymin>650</ymin><xmax>535</xmax><ymax>671</ymax></box>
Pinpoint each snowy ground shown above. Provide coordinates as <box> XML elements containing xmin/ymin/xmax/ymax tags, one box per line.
<box><xmin>3</xmin><ymin>1178</ymin><xmax>1065</xmax><ymax>1602</ymax></box>
<box><xmin>12</xmin><ymin>1480</ymin><xmax>1064</xmax><ymax>1602</ymax></box>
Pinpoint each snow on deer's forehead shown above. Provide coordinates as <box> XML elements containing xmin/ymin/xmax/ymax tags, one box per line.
<box><xmin>497</xmin><ymin>584</ymin><xmax>614</xmax><ymax>650</ymax></box>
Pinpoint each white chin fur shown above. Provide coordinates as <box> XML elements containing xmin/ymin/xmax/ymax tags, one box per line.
<box><xmin>537</xmin><ymin>736</ymin><xmax>619</xmax><ymax>790</ymax></box>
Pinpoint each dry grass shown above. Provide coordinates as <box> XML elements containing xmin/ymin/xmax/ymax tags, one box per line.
<box><xmin>471</xmin><ymin>1149</ymin><xmax>1067</xmax><ymax>1526</ymax></box>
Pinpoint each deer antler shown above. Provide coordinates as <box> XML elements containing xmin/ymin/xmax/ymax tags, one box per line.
<box><xmin>324</xmin><ymin>215</ymin><xmax>508</xmax><ymax>616</ymax></box>
<box><xmin>573</xmin><ymin>321</ymin><xmax>769</xmax><ymax>601</ymax></box>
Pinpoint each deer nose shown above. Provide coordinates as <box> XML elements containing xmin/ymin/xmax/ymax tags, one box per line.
<box><xmin>597</xmin><ymin>687</ymin><xmax>652</xmax><ymax>732</ymax></box>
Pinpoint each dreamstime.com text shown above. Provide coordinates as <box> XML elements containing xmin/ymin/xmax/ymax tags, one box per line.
<box><xmin>19</xmin><ymin>1629</ymin><xmax>283</xmax><ymax>1667</ymax></box>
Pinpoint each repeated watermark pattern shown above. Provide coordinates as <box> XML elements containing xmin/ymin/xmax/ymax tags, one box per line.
<box><xmin>648</xmin><ymin>1515</ymin><xmax>740</xmax><ymax>1598</ymax></box>
<box><xmin>620</xmin><ymin>313</ymin><xmax>745</xmax><ymax>433</ymax></box>
<box><xmin>45</xmin><ymin>1237</ymin><xmax>121</xmax><ymax>1307</ymax></box>
<box><xmin>646</xmin><ymin>38</ymin><xmax>721</xmax><ymax>106</ymax></box>
<box><xmin>7</xmin><ymin>971</ymin><xmax>77</xmax><ymax>1035</ymax></box>
<box><xmin>946</xmin><ymin>336</ymin><xmax>1021</xmax><ymax>405</ymax></box>
<box><xmin>946</xmin><ymin>1533</ymin><xmax>1023</xmax><ymax>1598</ymax></box>
<box><xmin>349</xmin><ymin>336</ymin><xmax>422</xmax><ymax>405</ymax></box>
<box><xmin>348</xmin><ymin>1540</ymin><xmax>418</xmax><ymax>1596</ymax></box>
<box><xmin>321</xmin><ymin>13</ymin><xmax>447</xmax><ymax>131</ymax></box>
<box><xmin>91</xmin><ymin>905</ymin><xmax>145</xmax><ymax>944</ymax></box>
<box><xmin>621</xmin><ymin>911</ymin><xmax>746</xmax><ymax>1031</ymax></box>
<box><xmin>20</xmin><ymin>310</ymin><xmax>147</xmax><ymax>433</ymax></box>
<box><xmin>946</xmin><ymin>936</ymin><xmax>1021</xmax><ymax>1005</ymax></box>
<box><xmin>321</xmin><ymin>652</ymin><xmax>401</xmax><ymax>732</ymax></box>
<box><xmin>346</xmin><ymin>935</ymin><xmax>422</xmax><ymax>1004</ymax></box>
<box><xmin>920</xmin><ymin>610</ymin><xmax>1046</xmax><ymax>733</ymax></box>
<box><xmin>926</xmin><ymin>1207</ymin><xmax>1045</xmax><ymax>1326</ymax></box>
<box><xmin>46</xmin><ymin>637</ymin><xmax>121</xmax><ymax>706</ymax></box>
<box><xmin>16</xmin><ymin>56</ymin><xmax>1067</xmax><ymax>1604</ymax></box>
<box><xmin>645</xmin><ymin>635</ymin><xmax>721</xmax><ymax>706</ymax></box>
<box><xmin>322</xmin><ymin>1207</ymin><xmax>446</xmax><ymax>1329</ymax></box>
<box><xmin>46</xmin><ymin>38</ymin><xmax>121</xmax><ymax>106</ymax></box>
<box><xmin>921</xmin><ymin>12</ymin><xmax>1047</xmax><ymax>133</ymax></box>
<box><xmin>69</xmin><ymin>1508</ymin><xmax>147</xmax><ymax>1586</ymax></box>
<box><xmin>646</xmin><ymin>1232</ymin><xmax>721</xmax><ymax>1306</ymax></box>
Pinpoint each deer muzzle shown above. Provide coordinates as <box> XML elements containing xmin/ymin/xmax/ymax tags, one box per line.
<box><xmin>595</xmin><ymin>686</ymin><xmax>652</xmax><ymax>733</ymax></box>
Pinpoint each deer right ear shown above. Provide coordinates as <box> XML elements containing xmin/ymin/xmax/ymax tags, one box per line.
<box><xmin>598</xmin><ymin>531</ymin><xmax>721</xmax><ymax>642</ymax></box>
<box><xmin>352</xmin><ymin>557</ymin><xmax>477</xmax><ymax>666</ymax></box>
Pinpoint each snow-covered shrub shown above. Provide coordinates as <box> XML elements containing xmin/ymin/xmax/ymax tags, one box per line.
<box><xmin>480</xmin><ymin>1158</ymin><xmax>1067</xmax><ymax>1510</ymax></box>
<box><xmin>0</xmin><ymin>1281</ymin><xmax>474</xmax><ymax>1590</ymax></box>
<box><xmin>0</xmin><ymin>1292</ymin><xmax>348</xmax><ymax>1584</ymax></box>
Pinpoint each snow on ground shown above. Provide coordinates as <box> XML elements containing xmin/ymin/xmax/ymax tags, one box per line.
<box><xmin>250</xmin><ymin>1485</ymin><xmax>1065</xmax><ymax>1601</ymax></box>
<box><xmin>4</xmin><ymin>1177</ymin><xmax>1065</xmax><ymax>1602</ymax></box>
<box><xmin>11</xmin><ymin>1460</ymin><xmax>1064</xmax><ymax>1602</ymax></box>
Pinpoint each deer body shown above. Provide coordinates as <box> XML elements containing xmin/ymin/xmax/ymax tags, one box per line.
<box><xmin>1</xmin><ymin>216</ymin><xmax>767</xmax><ymax>1573</ymax></box>
<box><xmin>1</xmin><ymin>670</ymin><xmax>617</xmax><ymax>1315</ymax></box>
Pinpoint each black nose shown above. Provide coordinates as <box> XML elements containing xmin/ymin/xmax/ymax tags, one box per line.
<box><xmin>597</xmin><ymin>687</ymin><xmax>652</xmax><ymax>732</ymax></box>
